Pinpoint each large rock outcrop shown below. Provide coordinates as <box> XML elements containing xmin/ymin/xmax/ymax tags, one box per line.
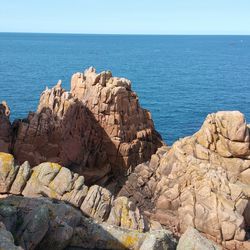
<box><xmin>117</xmin><ymin>111</ymin><xmax>250</xmax><ymax>249</ymax></box>
<box><xmin>11</xmin><ymin>68</ymin><xmax>162</xmax><ymax>184</ymax></box>
<box><xmin>71</xmin><ymin>67</ymin><xmax>162</xmax><ymax>176</ymax></box>
<box><xmin>12</xmin><ymin>81</ymin><xmax>109</xmax><ymax>185</ymax></box>
<box><xmin>151</xmin><ymin>111</ymin><xmax>250</xmax><ymax>249</ymax></box>
<box><xmin>0</xmin><ymin>101</ymin><xmax>11</xmax><ymax>153</ymax></box>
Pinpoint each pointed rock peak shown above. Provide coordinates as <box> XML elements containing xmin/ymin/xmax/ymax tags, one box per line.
<box><xmin>56</xmin><ymin>79</ymin><xmax>62</xmax><ymax>88</ymax></box>
<box><xmin>85</xmin><ymin>66</ymin><xmax>96</xmax><ymax>74</ymax></box>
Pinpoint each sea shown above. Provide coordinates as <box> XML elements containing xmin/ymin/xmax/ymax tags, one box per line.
<box><xmin>0</xmin><ymin>33</ymin><xmax>250</xmax><ymax>145</ymax></box>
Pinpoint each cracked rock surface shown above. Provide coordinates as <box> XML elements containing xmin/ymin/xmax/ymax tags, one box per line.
<box><xmin>152</xmin><ymin>111</ymin><xmax>250</xmax><ymax>249</ymax></box>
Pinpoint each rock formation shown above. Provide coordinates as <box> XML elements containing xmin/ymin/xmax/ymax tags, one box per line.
<box><xmin>0</xmin><ymin>152</ymin><xmax>177</xmax><ymax>250</ymax></box>
<box><xmin>118</xmin><ymin>111</ymin><xmax>250</xmax><ymax>249</ymax></box>
<box><xmin>71</xmin><ymin>67</ymin><xmax>162</xmax><ymax>176</ymax></box>
<box><xmin>1</xmin><ymin>67</ymin><xmax>250</xmax><ymax>249</ymax></box>
<box><xmin>11</xmin><ymin>68</ymin><xmax>163</xmax><ymax>185</ymax></box>
<box><xmin>150</xmin><ymin>111</ymin><xmax>250</xmax><ymax>249</ymax></box>
<box><xmin>0</xmin><ymin>101</ymin><xmax>11</xmax><ymax>153</ymax></box>
<box><xmin>0</xmin><ymin>152</ymin><xmax>148</xmax><ymax>232</ymax></box>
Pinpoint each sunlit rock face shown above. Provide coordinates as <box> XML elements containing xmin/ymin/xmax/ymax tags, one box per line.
<box><xmin>70</xmin><ymin>67</ymin><xmax>163</xmax><ymax>176</ymax></box>
<box><xmin>11</xmin><ymin>67</ymin><xmax>162</xmax><ymax>184</ymax></box>
<box><xmin>152</xmin><ymin>111</ymin><xmax>250</xmax><ymax>249</ymax></box>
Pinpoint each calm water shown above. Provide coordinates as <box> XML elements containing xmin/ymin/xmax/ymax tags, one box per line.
<box><xmin>0</xmin><ymin>33</ymin><xmax>250</xmax><ymax>144</ymax></box>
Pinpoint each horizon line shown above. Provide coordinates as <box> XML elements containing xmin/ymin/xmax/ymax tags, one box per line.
<box><xmin>1</xmin><ymin>31</ymin><xmax>250</xmax><ymax>36</ymax></box>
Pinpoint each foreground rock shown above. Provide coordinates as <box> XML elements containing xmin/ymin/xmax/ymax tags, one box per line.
<box><xmin>177</xmin><ymin>227</ymin><xmax>221</xmax><ymax>250</ymax></box>
<box><xmin>0</xmin><ymin>152</ymin><xmax>147</xmax><ymax>232</ymax></box>
<box><xmin>0</xmin><ymin>222</ymin><xmax>23</xmax><ymax>250</ymax></box>
<box><xmin>11</xmin><ymin>67</ymin><xmax>163</xmax><ymax>184</ymax></box>
<box><xmin>0</xmin><ymin>195</ymin><xmax>177</xmax><ymax>250</ymax></box>
<box><xmin>152</xmin><ymin>111</ymin><xmax>250</xmax><ymax>249</ymax></box>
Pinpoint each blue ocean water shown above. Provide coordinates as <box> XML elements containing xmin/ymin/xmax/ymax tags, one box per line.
<box><xmin>0</xmin><ymin>33</ymin><xmax>250</xmax><ymax>144</ymax></box>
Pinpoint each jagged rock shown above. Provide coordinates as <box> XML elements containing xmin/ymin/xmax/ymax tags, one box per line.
<box><xmin>177</xmin><ymin>227</ymin><xmax>221</xmax><ymax>250</ymax></box>
<box><xmin>107</xmin><ymin>196</ymin><xmax>147</xmax><ymax>232</ymax></box>
<box><xmin>0</xmin><ymin>195</ymin><xmax>177</xmax><ymax>250</ymax></box>
<box><xmin>12</xmin><ymin>83</ymin><xmax>108</xmax><ymax>185</ymax></box>
<box><xmin>0</xmin><ymin>101</ymin><xmax>11</xmax><ymax>153</ymax></box>
<box><xmin>0</xmin><ymin>222</ymin><xmax>23</xmax><ymax>250</ymax></box>
<box><xmin>12</xmin><ymin>67</ymin><xmax>162</xmax><ymax>184</ymax></box>
<box><xmin>80</xmin><ymin>185</ymin><xmax>113</xmax><ymax>222</ymax></box>
<box><xmin>71</xmin><ymin>67</ymin><xmax>163</xmax><ymax>177</ymax></box>
<box><xmin>151</xmin><ymin>111</ymin><xmax>250</xmax><ymax>248</ymax></box>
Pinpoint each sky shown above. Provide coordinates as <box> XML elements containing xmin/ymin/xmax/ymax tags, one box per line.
<box><xmin>0</xmin><ymin>0</ymin><xmax>250</xmax><ymax>35</ymax></box>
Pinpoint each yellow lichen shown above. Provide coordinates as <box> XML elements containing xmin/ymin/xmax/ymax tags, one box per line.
<box><xmin>121</xmin><ymin>234</ymin><xmax>140</xmax><ymax>249</ymax></box>
<box><xmin>0</xmin><ymin>152</ymin><xmax>14</xmax><ymax>177</ymax></box>
<box><xmin>50</xmin><ymin>162</ymin><xmax>62</xmax><ymax>171</ymax></box>
<box><xmin>121</xmin><ymin>204</ymin><xmax>132</xmax><ymax>229</ymax></box>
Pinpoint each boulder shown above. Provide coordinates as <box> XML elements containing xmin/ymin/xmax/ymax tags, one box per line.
<box><xmin>10</xmin><ymin>161</ymin><xmax>31</xmax><ymax>195</ymax></box>
<box><xmin>107</xmin><ymin>196</ymin><xmax>147</xmax><ymax>232</ymax></box>
<box><xmin>177</xmin><ymin>227</ymin><xmax>221</xmax><ymax>250</ymax></box>
<box><xmin>0</xmin><ymin>195</ymin><xmax>177</xmax><ymax>250</ymax></box>
<box><xmin>0</xmin><ymin>222</ymin><xmax>23</xmax><ymax>250</ymax></box>
<box><xmin>80</xmin><ymin>185</ymin><xmax>113</xmax><ymax>222</ymax></box>
<box><xmin>151</xmin><ymin>111</ymin><xmax>250</xmax><ymax>247</ymax></box>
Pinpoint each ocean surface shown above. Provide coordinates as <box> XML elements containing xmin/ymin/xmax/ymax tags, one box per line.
<box><xmin>0</xmin><ymin>33</ymin><xmax>250</xmax><ymax>144</ymax></box>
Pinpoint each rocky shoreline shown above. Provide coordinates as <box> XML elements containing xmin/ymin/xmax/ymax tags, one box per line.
<box><xmin>0</xmin><ymin>67</ymin><xmax>249</xmax><ymax>249</ymax></box>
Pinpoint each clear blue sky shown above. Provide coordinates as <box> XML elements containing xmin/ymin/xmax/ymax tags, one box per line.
<box><xmin>0</xmin><ymin>0</ymin><xmax>250</xmax><ymax>34</ymax></box>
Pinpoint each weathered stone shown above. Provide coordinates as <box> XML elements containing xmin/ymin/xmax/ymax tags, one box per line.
<box><xmin>0</xmin><ymin>195</ymin><xmax>177</xmax><ymax>250</ymax></box>
<box><xmin>151</xmin><ymin>111</ymin><xmax>250</xmax><ymax>247</ymax></box>
<box><xmin>177</xmin><ymin>227</ymin><xmax>221</xmax><ymax>250</ymax></box>
<box><xmin>71</xmin><ymin>221</ymin><xmax>177</xmax><ymax>250</ymax></box>
<box><xmin>107</xmin><ymin>196</ymin><xmax>147</xmax><ymax>232</ymax></box>
<box><xmin>10</xmin><ymin>161</ymin><xmax>31</xmax><ymax>195</ymax></box>
<box><xmin>16</xmin><ymin>205</ymin><xmax>49</xmax><ymax>250</ymax></box>
<box><xmin>0</xmin><ymin>153</ymin><xmax>18</xmax><ymax>193</ymax></box>
<box><xmin>80</xmin><ymin>185</ymin><xmax>113</xmax><ymax>222</ymax></box>
<box><xmin>0</xmin><ymin>222</ymin><xmax>23</xmax><ymax>250</ymax></box>
<box><xmin>22</xmin><ymin>162</ymin><xmax>63</xmax><ymax>198</ymax></box>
